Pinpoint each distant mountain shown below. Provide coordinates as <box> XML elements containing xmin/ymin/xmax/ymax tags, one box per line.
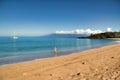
<box><xmin>42</xmin><ymin>33</ymin><xmax>88</xmax><ymax>38</ymax></box>
<box><xmin>78</xmin><ymin>32</ymin><xmax>120</xmax><ymax>39</ymax></box>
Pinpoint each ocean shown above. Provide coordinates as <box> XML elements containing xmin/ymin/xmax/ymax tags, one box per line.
<box><xmin>0</xmin><ymin>37</ymin><xmax>118</xmax><ymax>65</ymax></box>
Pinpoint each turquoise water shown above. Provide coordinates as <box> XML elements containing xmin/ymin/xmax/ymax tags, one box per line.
<box><xmin>0</xmin><ymin>37</ymin><xmax>118</xmax><ymax>65</ymax></box>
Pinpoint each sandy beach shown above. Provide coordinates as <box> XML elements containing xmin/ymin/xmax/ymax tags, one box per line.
<box><xmin>0</xmin><ymin>43</ymin><xmax>120</xmax><ymax>80</ymax></box>
<box><xmin>108</xmin><ymin>38</ymin><xmax>120</xmax><ymax>40</ymax></box>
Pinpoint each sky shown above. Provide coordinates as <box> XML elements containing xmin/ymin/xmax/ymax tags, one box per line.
<box><xmin>0</xmin><ymin>0</ymin><xmax>120</xmax><ymax>36</ymax></box>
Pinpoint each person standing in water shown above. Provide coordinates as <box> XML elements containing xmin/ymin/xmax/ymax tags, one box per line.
<box><xmin>54</xmin><ymin>47</ymin><xmax>57</xmax><ymax>57</ymax></box>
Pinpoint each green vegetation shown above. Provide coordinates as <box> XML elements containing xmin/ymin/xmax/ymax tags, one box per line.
<box><xmin>88</xmin><ymin>32</ymin><xmax>120</xmax><ymax>39</ymax></box>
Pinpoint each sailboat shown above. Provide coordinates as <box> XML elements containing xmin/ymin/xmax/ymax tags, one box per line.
<box><xmin>12</xmin><ymin>32</ymin><xmax>18</xmax><ymax>39</ymax></box>
<box><xmin>13</xmin><ymin>35</ymin><xmax>18</xmax><ymax>39</ymax></box>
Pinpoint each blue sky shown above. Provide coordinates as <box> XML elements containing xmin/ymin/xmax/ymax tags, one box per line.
<box><xmin>0</xmin><ymin>0</ymin><xmax>120</xmax><ymax>36</ymax></box>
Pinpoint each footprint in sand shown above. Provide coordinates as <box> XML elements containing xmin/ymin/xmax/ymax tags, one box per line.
<box><xmin>106</xmin><ymin>69</ymin><xmax>108</xmax><ymax>71</ymax></box>
<box><xmin>82</xmin><ymin>62</ymin><xmax>85</xmax><ymax>64</ymax></box>
<box><xmin>50</xmin><ymin>74</ymin><xmax>52</xmax><ymax>76</ymax></box>
<box><xmin>76</xmin><ymin>72</ymin><xmax>80</xmax><ymax>76</ymax></box>
<box><xmin>111</xmin><ymin>57</ymin><xmax>114</xmax><ymax>59</ymax></box>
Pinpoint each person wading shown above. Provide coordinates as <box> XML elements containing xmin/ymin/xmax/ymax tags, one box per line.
<box><xmin>54</xmin><ymin>47</ymin><xmax>57</xmax><ymax>56</ymax></box>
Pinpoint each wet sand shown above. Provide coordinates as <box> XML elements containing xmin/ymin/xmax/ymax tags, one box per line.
<box><xmin>0</xmin><ymin>43</ymin><xmax>120</xmax><ymax>80</ymax></box>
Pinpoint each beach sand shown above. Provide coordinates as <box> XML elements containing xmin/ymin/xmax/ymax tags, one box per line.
<box><xmin>0</xmin><ymin>43</ymin><xmax>120</xmax><ymax>80</ymax></box>
<box><xmin>107</xmin><ymin>38</ymin><xmax>120</xmax><ymax>40</ymax></box>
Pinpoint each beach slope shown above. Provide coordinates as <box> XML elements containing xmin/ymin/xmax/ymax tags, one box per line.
<box><xmin>0</xmin><ymin>44</ymin><xmax>120</xmax><ymax>80</ymax></box>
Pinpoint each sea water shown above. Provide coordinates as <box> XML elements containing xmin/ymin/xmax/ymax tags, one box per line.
<box><xmin>0</xmin><ymin>37</ymin><xmax>118</xmax><ymax>65</ymax></box>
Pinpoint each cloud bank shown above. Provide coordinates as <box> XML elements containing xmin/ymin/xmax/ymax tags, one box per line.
<box><xmin>56</xmin><ymin>28</ymin><xmax>112</xmax><ymax>34</ymax></box>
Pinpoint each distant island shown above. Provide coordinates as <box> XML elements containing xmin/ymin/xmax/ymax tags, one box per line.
<box><xmin>78</xmin><ymin>32</ymin><xmax>120</xmax><ymax>39</ymax></box>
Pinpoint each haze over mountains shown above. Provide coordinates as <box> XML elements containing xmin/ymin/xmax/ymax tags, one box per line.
<box><xmin>43</xmin><ymin>33</ymin><xmax>88</xmax><ymax>38</ymax></box>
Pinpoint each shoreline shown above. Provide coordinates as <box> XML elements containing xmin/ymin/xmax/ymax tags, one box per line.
<box><xmin>0</xmin><ymin>43</ymin><xmax>120</xmax><ymax>80</ymax></box>
<box><xmin>107</xmin><ymin>38</ymin><xmax>120</xmax><ymax>40</ymax></box>
<box><xmin>0</xmin><ymin>41</ymin><xmax>118</xmax><ymax>66</ymax></box>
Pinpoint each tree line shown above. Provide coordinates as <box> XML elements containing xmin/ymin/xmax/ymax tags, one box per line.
<box><xmin>88</xmin><ymin>32</ymin><xmax>120</xmax><ymax>39</ymax></box>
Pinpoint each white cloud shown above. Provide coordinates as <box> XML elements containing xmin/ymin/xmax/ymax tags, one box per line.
<box><xmin>107</xmin><ymin>28</ymin><xmax>112</xmax><ymax>32</ymax></box>
<box><xmin>56</xmin><ymin>29</ymin><xmax>103</xmax><ymax>34</ymax></box>
<box><xmin>55</xmin><ymin>30</ymin><xmax>74</xmax><ymax>34</ymax></box>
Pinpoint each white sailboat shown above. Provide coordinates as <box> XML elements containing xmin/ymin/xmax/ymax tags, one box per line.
<box><xmin>13</xmin><ymin>36</ymin><xmax>18</xmax><ymax>39</ymax></box>
<box><xmin>12</xmin><ymin>32</ymin><xmax>18</xmax><ymax>39</ymax></box>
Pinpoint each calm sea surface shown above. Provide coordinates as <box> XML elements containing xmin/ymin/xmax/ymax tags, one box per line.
<box><xmin>0</xmin><ymin>37</ymin><xmax>118</xmax><ymax>65</ymax></box>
